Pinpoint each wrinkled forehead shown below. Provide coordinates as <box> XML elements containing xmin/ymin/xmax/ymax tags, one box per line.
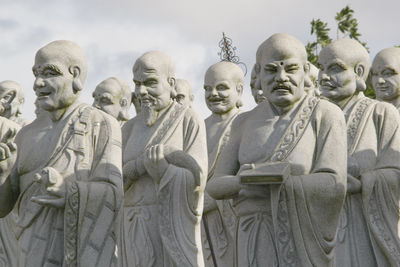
<box><xmin>259</xmin><ymin>45</ymin><xmax>306</xmax><ymax>65</ymax></box>
<box><xmin>373</xmin><ymin>50</ymin><xmax>400</xmax><ymax>70</ymax></box>
<box><xmin>133</xmin><ymin>56</ymin><xmax>170</xmax><ymax>78</ymax></box>
<box><xmin>33</xmin><ymin>49</ymin><xmax>67</xmax><ymax>70</ymax></box>
<box><xmin>95</xmin><ymin>80</ymin><xmax>121</xmax><ymax>96</ymax></box>
<box><xmin>319</xmin><ymin>43</ymin><xmax>364</xmax><ymax>67</ymax></box>
<box><xmin>0</xmin><ymin>82</ymin><xmax>19</xmax><ymax>94</ymax></box>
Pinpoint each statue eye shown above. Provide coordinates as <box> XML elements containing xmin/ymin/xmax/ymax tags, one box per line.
<box><xmin>264</xmin><ymin>65</ymin><xmax>277</xmax><ymax>73</ymax></box>
<box><xmin>216</xmin><ymin>84</ymin><xmax>229</xmax><ymax>90</ymax></box>
<box><xmin>144</xmin><ymin>79</ymin><xmax>158</xmax><ymax>86</ymax></box>
<box><xmin>286</xmin><ymin>65</ymin><xmax>299</xmax><ymax>74</ymax></box>
<box><xmin>382</xmin><ymin>69</ymin><xmax>397</xmax><ymax>76</ymax></box>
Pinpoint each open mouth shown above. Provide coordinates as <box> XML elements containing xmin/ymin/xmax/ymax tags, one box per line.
<box><xmin>37</xmin><ymin>91</ymin><xmax>51</xmax><ymax>98</ymax></box>
<box><xmin>272</xmin><ymin>85</ymin><xmax>291</xmax><ymax>93</ymax></box>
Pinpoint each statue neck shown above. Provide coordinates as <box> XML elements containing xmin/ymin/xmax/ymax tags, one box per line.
<box><xmin>212</xmin><ymin>107</ymin><xmax>239</xmax><ymax>121</ymax></box>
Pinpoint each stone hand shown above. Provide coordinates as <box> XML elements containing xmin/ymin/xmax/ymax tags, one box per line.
<box><xmin>237</xmin><ymin>163</ymin><xmax>256</xmax><ymax>175</ymax></box>
<box><xmin>143</xmin><ymin>144</ymin><xmax>169</xmax><ymax>183</ymax></box>
<box><xmin>0</xmin><ymin>128</ymin><xmax>18</xmax><ymax>183</ymax></box>
<box><xmin>347</xmin><ymin>156</ymin><xmax>360</xmax><ymax>178</ymax></box>
<box><xmin>31</xmin><ymin>167</ymin><xmax>66</xmax><ymax>208</ymax></box>
<box><xmin>347</xmin><ymin>174</ymin><xmax>361</xmax><ymax>194</ymax></box>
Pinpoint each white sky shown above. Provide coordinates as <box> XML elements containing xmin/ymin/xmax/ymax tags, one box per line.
<box><xmin>1</xmin><ymin>0</ymin><xmax>399</xmax><ymax>121</ymax></box>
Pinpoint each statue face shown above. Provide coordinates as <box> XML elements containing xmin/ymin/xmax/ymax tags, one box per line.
<box><xmin>175</xmin><ymin>85</ymin><xmax>192</xmax><ymax>107</ymax></box>
<box><xmin>318</xmin><ymin>49</ymin><xmax>357</xmax><ymax>103</ymax></box>
<box><xmin>0</xmin><ymin>85</ymin><xmax>18</xmax><ymax>117</ymax></box>
<box><xmin>33</xmin><ymin>52</ymin><xmax>76</xmax><ymax>111</ymax></box>
<box><xmin>133</xmin><ymin>61</ymin><xmax>172</xmax><ymax>112</ymax></box>
<box><xmin>204</xmin><ymin>69</ymin><xmax>241</xmax><ymax>114</ymax></box>
<box><xmin>250</xmin><ymin>81</ymin><xmax>266</xmax><ymax>104</ymax></box>
<box><xmin>260</xmin><ymin>55</ymin><xmax>305</xmax><ymax>107</ymax></box>
<box><xmin>371</xmin><ymin>53</ymin><xmax>400</xmax><ymax>102</ymax></box>
<box><xmin>92</xmin><ymin>79</ymin><xmax>123</xmax><ymax>120</ymax></box>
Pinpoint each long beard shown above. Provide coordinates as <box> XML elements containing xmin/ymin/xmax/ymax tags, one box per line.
<box><xmin>142</xmin><ymin>103</ymin><xmax>158</xmax><ymax>127</ymax></box>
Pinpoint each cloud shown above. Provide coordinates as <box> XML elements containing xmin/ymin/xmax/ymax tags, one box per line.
<box><xmin>0</xmin><ymin>0</ymin><xmax>399</xmax><ymax>120</ymax></box>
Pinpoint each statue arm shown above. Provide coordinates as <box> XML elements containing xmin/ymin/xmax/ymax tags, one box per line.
<box><xmin>206</xmin><ymin>117</ymin><xmax>242</xmax><ymax>200</ymax></box>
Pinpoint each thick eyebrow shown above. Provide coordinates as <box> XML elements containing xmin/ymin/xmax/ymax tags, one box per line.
<box><xmin>264</xmin><ymin>63</ymin><xmax>278</xmax><ymax>69</ymax></box>
<box><xmin>33</xmin><ymin>64</ymin><xmax>64</xmax><ymax>75</ymax></box>
<box><xmin>285</xmin><ymin>64</ymin><xmax>299</xmax><ymax>69</ymax></box>
<box><xmin>328</xmin><ymin>61</ymin><xmax>347</xmax><ymax>71</ymax></box>
<box><xmin>382</xmin><ymin>67</ymin><xmax>399</xmax><ymax>74</ymax></box>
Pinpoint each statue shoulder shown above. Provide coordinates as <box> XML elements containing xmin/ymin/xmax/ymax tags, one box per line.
<box><xmin>313</xmin><ymin>98</ymin><xmax>345</xmax><ymax>122</ymax></box>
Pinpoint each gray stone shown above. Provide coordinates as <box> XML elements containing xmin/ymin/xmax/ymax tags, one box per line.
<box><xmin>0</xmin><ymin>80</ymin><xmax>30</xmax><ymax>127</ymax></box>
<box><xmin>319</xmin><ymin>38</ymin><xmax>400</xmax><ymax>267</ymax></box>
<box><xmin>121</xmin><ymin>51</ymin><xmax>207</xmax><ymax>267</ymax></box>
<box><xmin>207</xmin><ymin>33</ymin><xmax>347</xmax><ymax>267</ymax></box>
<box><xmin>92</xmin><ymin>76</ymin><xmax>132</xmax><ymax>125</ymax></box>
<box><xmin>174</xmin><ymin>78</ymin><xmax>194</xmax><ymax>107</ymax></box>
<box><xmin>0</xmin><ymin>40</ymin><xmax>123</xmax><ymax>266</ymax></box>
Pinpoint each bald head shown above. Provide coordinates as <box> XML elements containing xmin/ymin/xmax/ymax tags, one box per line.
<box><xmin>175</xmin><ymin>79</ymin><xmax>193</xmax><ymax>107</ymax></box>
<box><xmin>35</xmin><ymin>40</ymin><xmax>88</xmax><ymax>84</ymax></box>
<box><xmin>205</xmin><ymin>61</ymin><xmax>244</xmax><ymax>86</ymax></box>
<box><xmin>204</xmin><ymin>61</ymin><xmax>244</xmax><ymax>114</ymax></box>
<box><xmin>256</xmin><ymin>33</ymin><xmax>307</xmax><ymax>66</ymax></box>
<box><xmin>371</xmin><ymin>47</ymin><xmax>400</xmax><ymax>103</ymax></box>
<box><xmin>0</xmin><ymin>80</ymin><xmax>25</xmax><ymax>118</ymax></box>
<box><xmin>93</xmin><ymin>77</ymin><xmax>132</xmax><ymax>121</ymax></box>
<box><xmin>133</xmin><ymin>51</ymin><xmax>175</xmax><ymax>79</ymax></box>
<box><xmin>319</xmin><ymin>38</ymin><xmax>370</xmax><ymax>80</ymax></box>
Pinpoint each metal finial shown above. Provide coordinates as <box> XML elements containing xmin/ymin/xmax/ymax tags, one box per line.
<box><xmin>217</xmin><ymin>32</ymin><xmax>247</xmax><ymax>75</ymax></box>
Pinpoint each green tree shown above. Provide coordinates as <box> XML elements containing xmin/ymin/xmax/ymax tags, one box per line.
<box><xmin>307</xmin><ymin>5</ymin><xmax>368</xmax><ymax>64</ymax></box>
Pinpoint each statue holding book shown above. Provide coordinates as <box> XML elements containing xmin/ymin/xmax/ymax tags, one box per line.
<box><xmin>207</xmin><ymin>33</ymin><xmax>347</xmax><ymax>267</ymax></box>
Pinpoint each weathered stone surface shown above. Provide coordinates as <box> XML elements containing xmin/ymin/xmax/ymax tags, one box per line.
<box><xmin>202</xmin><ymin>61</ymin><xmax>243</xmax><ymax>267</ymax></box>
<box><xmin>207</xmin><ymin>33</ymin><xmax>347</xmax><ymax>267</ymax></box>
<box><xmin>320</xmin><ymin>38</ymin><xmax>400</xmax><ymax>267</ymax></box>
<box><xmin>92</xmin><ymin>76</ymin><xmax>132</xmax><ymax>125</ymax></box>
<box><xmin>371</xmin><ymin>47</ymin><xmax>400</xmax><ymax>112</ymax></box>
<box><xmin>121</xmin><ymin>51</ymin><xmax>207</xmax><ymax>267</ymax></box>
<box><xmin>174</xmin><ymin>78</ymin><xmax>194</xmax><ymax>107</ymax></box>
<box><xmin>0</xmin><ymin>81</ymin><xmax>29</xmax><ymax>127</ymax></box>
<box><xmin>0</xmin><ymin>40</ymin><xmax>123</xmax><ymax>266</ymax></box>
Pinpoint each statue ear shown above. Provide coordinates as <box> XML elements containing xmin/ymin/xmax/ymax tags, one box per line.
<box><xmin>168</xmin><ymin>77</ymin><xmax>176</xmax><ymax>88</ymax></box>
<box><xmin>304</xmin><ymin>62</ymin><xmax>311</xmax><ymax>75</ymax></box>
<box><xmin>354</xmin><ymin>63</ymin><xmax>365</xmax><ymax>79</ymax></box>
<box><xmin>236</xmin><ymin>83</ymin><xmax>244</xmax><ymax>95</ymax></box>
<box><xmin>69</xmin><ymin>66</ymin><xmax>83</xmax><ymax>92</ymax></box>
<box><xmin>254</xmin><ymin>63</ymin><xmax>260</xmax><ymax>74</ymax></box>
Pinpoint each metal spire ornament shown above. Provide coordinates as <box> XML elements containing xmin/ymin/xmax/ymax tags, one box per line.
<box><xmin>217</xmin><ymin>32</ymin><xmax>247</xmax><ymax>75</ymax></box>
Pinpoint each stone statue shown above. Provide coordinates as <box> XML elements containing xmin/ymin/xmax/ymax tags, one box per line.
<box><xmin>0</xmin><ymin>80</ymin><xmax>30</xmax><ymax>127</ymax></box>
<box><xmin>202</xmin><ymin>61</ymin><xmax>243</xmax><ymax>267</ymax></box>
<box><xmin>319</xmin><ymin>39</ymin><xmax>400</xmax><ymax>267</ymax></box>
<box><xmin>0</xmin><ymin>40</ymin><xmax>123</xmax><ymax>266</ymax></box>
<box><xmin>0</xmin><ymin>117</ymin><xmax>20</xmax><ymax>267</ymax></box>
<box><xmin>92</xmin><ymin>77</ymin><xmax>132</xmax><ymax>125</ymax></box>
<box><xmin>175</xmin><ymin>78</ymin><xmax>194</xmax><ymax>107</ymax></box>
<box><xmin>304</xmin><ymin>63</ymin><xmax>320</xmax><ymax>96</ymax></box>
<box><xmin>121</xmin><ymin>51</ymin><xmax>207</xmax><ymax>267</ymax></box>
<box><xmin>206</xmin><ymin>33</ymin><xmax>347</xmax><ymax>267</ymax></box>
<box><xmin>131</xmin><ymin>91</ymin><xmax>141</xmax><ymax>115</ymax></box>
<box><xmin>250</xmin><ymin>65</ymin><xmax>266</xmax><ymax>104</ymax></box>
<box><xmin>371</xmin><ymin>47</ymin><xmax>400</xmax><ymax>111</ymax></box>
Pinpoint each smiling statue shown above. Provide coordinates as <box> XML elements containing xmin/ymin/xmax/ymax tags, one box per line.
<box><xmin>206</xmin><ymin>33</ymin><xmax>347</xmax><ymax>267</ymax></box>
<box><xmin>0</xmin><ymin>40</ymin><xmax>124</xmax><ymax>266</ymax></box>
<box><xmin>202</xmin><ymin>61</ymin><xmax>243</xmax><ymax>267</ymax></box>
<box><xmin>319</xmin><ymin>38</ymin><xmax>400</xmax><ymax>267</ymax></box>
<box><xmin>121</xmin><ymin>51</ymin><xmax>207</xmax><ymax>267</ymax></box>
<box><xmin>371</xmin><ymin>47</ymin><xmax>400</xmax><ymax>112</ymax></box>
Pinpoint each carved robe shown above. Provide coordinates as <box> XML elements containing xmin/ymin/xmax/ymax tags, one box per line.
<box><xmin>202</xmin><ymin>111</ymin><xmax>239</xmax><ymax>267</ymax></box>
<box><xmin>336</xmin><ymin>93</ymin><xmax>400</xmax><ymax>267</ymax></box>
<box><xmin>211</xmin><ymin>93</ymin><xmax>347</xmax><ymax>267</ymax></box>
<box><xmin>122</xmin><ymin>101</ymin><xmax>207</xmax><ymax>267</ymax></box>
<box><xmin>0</xmin><ymin>117</ymin><xmax>20</xmax><ymax>267</ymax></box>
<box><xmin>12</xmin><ymin>102</ymin><xmax>123</xmax><ymax>267</ymax></box>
